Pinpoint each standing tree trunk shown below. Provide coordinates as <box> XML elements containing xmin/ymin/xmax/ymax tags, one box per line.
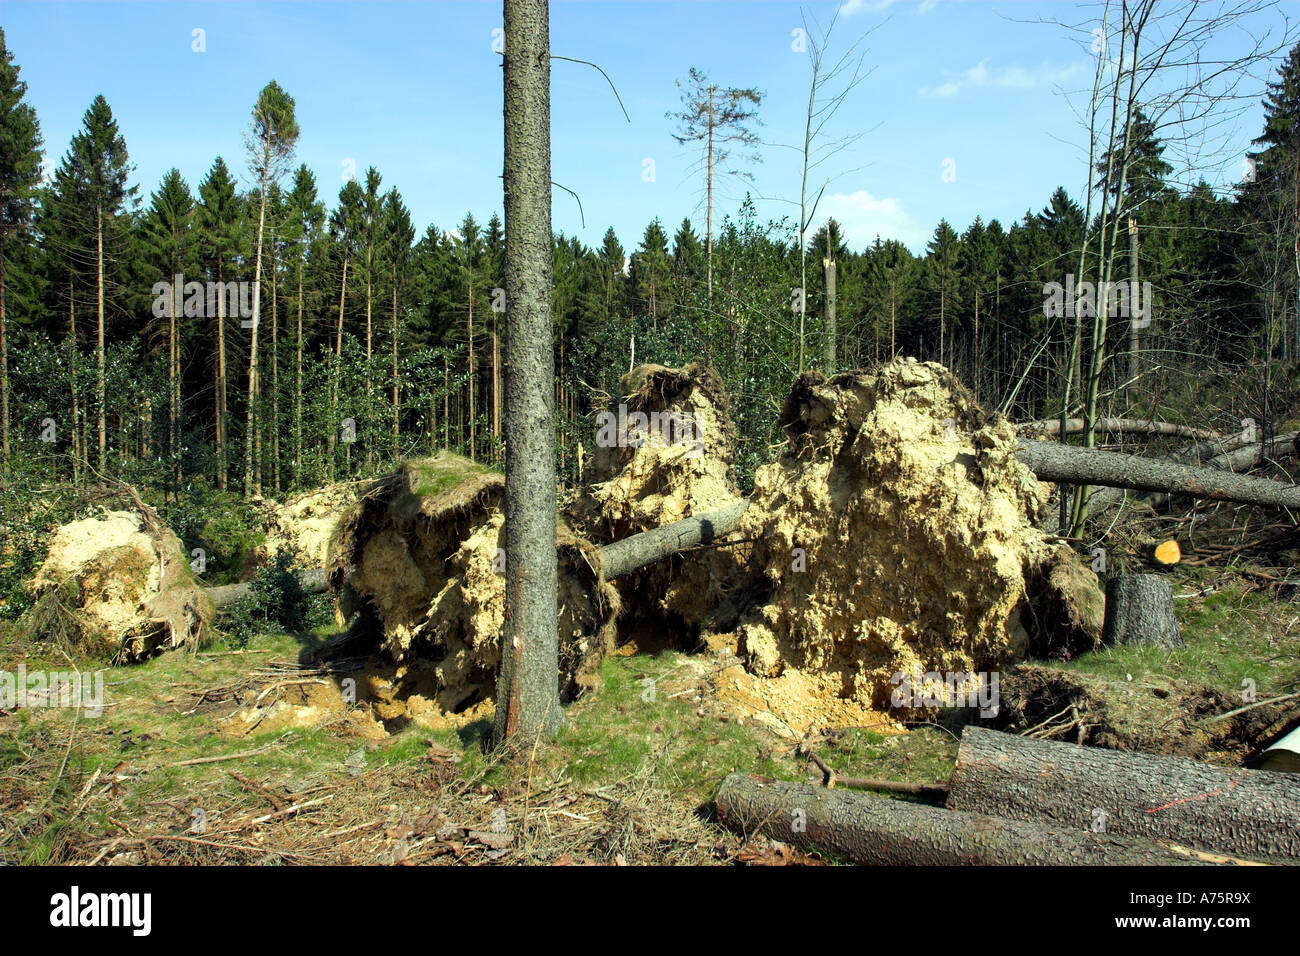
<box><xmin>216</xmin><ymin>261</ymin><xmax>228</xmax><ymax>490</ymax></box>
<box><xmin>271</xmin><ymin>250</ymin><xmax>280</xmax><ymax>493</ymax></box>
<box><xmin>392</xmin><ymin>280</ymin><xmax>400</xmax><ymax>448</ymax></box>
<box><xmin>244</xmin><ymin>141</ymin><xmax>269</xmax><ymax>497</ymax></box>
<box><xmin>96</xmin><ymin>206</ymin><xmax>106</xmax><ymax>472</ymax></box>
<box><xmin>295</xmin><ymin>256</ymin><xmax>304</xmax><ymax>487</ymax></box>
<box><xmin>822</xmin><ymin>254</ymin><xmax>837</xmax><ymax>370</ymax></box>
<box><xmin>0</xmin><ymin>236</ymin><xmax>8</xmax><ymax>480</ymax></box>
<box><xmin>329</xmin><ymin>255</ymin><xmax>348</xmax><ymax>481</ymax></box>
<box><xmin>69</xmin><ymin>279</ymin><xmax>80</xmax><ymax>484</ymax></box>
<box><xmin>494</xmin><ymin>0</ymin><xmax>563</xmax><ymax>744</ymax></box>
<box><xmin>1127</xmin><ymin>216</ymin><xmax>1140</xmax><ymax>389</ymax></box>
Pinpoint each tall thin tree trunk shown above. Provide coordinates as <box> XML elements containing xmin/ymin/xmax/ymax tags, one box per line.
<box><xmin>245</xmin><ymin>144</ymin><xmax>269</xmax><ymax>496</ymax></box>
<box><xmin>392</xmin><ymin>280</ymin><xmax>400</xmax><ymax>446</ymax></box>
<box><xmin>96</xmin><ymin>206</ymin><xmax>106</xmax><ymax>472</ymax></box>
<box><xmin>494</xmin><ymin>0</ymin><xmax>563</xmax><ymax>743</ymax></box>
<box><xmin>329</xmin><ymin>256</ymin><xmax>348</xmax><ymax>481</ymax></box>
<box><xmin>69</xmin><ymin>279</ymin><xmax>80</xmax><ymax>484</ymax></box>
<box><xmin>706</xmin><ymin>84</ymin><xmax>714</xmax><ymax>308</ymax></box>
<box><xmin>0</xmin><ymin>237</ymin><xmax>8</xmax><ymax>480</ymax></box>
<box><xmin>467</xmin><ymin>282</ymin><xmax>476</xmax><ymax>460</ymax></box>
<box><xmin>1125</xmin><ymin>216</ymin><xmax>1141</xmax><ymax>390</ymax></box>
<box><xmin>295</xmin><ymin>256</ymin><xmax>304</xmax><ymax>487</ymax></box>
<box><xmin>271</xmin><ymin>250</ymin><xmax>280</xmax><ymax>493</ymax></box>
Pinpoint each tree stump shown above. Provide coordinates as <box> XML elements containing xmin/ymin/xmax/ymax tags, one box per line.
<box><xmin>1103</xmin><ymin>573</ymin><xmax>1181</xmax><ymax>648</ymax></box>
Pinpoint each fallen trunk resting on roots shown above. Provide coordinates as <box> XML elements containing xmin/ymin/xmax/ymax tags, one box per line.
<box><xmin>946</xmin><ymin>726</ymin><xmax>1300</xmax><ymax>862</ymax></box>
<box><xmin>207</xmin><ymin>505</ymin><xmax>752</xmax><ymax>610</ymax></box>
<box><xmin>714</xmin><ymin>773</ymin><xmax>1250</xmax><ymax>865</ymax></box>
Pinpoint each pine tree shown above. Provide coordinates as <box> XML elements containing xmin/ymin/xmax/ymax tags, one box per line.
<box><xmin>243</xmin><ymin>80</ymin><xmax>299</xmax><ymax>495</ymax></box>
<box><xmin>0</xmin><ymin>27</ymin><xmax>42</xmax><ymax>479</ymax></box>
<box><xmin>52</xmin><ymin>95</ymin><xmax>135</xmax><ymax>473</ymax></box>
<box><xmin>668</xmin><ymin>67</ymin><xmax>762</xmax><ymax>306</ymax></box>
<box><xmin>141</xmin><ymin>168</ymin><xmax>197</xmax><ymax>492</ymax></box>
<box><xmin>282</xmin><ymin>164</ymin><xmax>324</xmax><ymax>486</ymax></box>
<box><xmin>196</xmin><ymin>157</ymin><xmax>243</xmax><ymax>489</ymax></box>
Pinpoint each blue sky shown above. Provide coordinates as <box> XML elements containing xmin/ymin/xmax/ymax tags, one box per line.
<box><xmin>2</xmin><ymin>0</ymin><xmax>1290</xmax><ymax>254</ymax></box>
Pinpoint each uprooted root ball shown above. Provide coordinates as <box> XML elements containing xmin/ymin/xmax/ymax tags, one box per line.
<box><xmin>569</xmin><ymin>362</ymin><xmax>744</xmax><ymax>633</ymax></box>
<box><xmin>329</xmin><ymin>453</ymin><xmax>619</xmax><ymax>717</ymax></box>
<box><xmin>24</xmin><ymin>508</ymin><xmax>213</xmax><ymax>661</ymax></box>
<box><xmin>732</xmin><ymin>358</ymin><xmax>1102</xmax><ymax>708</ymax></box>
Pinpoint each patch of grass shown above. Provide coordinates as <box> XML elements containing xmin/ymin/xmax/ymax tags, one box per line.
<box><xmin>1051</xmin><ymin>581</ymin><xmax>1300</xmax><ymax>700</ymax></box>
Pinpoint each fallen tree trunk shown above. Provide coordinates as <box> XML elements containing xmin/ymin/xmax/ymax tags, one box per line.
<box><xmin>715</xmin><ymin>773</ymin><xmax>1236</xmax><ymax>865</ymax></box>
<box><xmin>947</xmin><ymin>726</ymin><xmax>1300</xmax><ymax>862</ymax></box>
<box><xmin>1025</xmin><ymin>418</ymin><xmax>1219</xmax><ymax>440</ymax></box>
<box><xmin>206</xmin><ymin>568</ymin><xmax>329</xmax><ymax>610</ymax></box>
<box><xmin>597</xmin><ymin>499</ymin><xmax>749</xmax><ymax>581</ymax></box>
<box><xmin>1016</xmin><ymin>439</ymin><xmax>1300</xmax><ymax>511</ymax></box>
<box><xmin>209</xmin><ymin>504</ymin><xmax>752</xmax><ymax>610</ymax></box>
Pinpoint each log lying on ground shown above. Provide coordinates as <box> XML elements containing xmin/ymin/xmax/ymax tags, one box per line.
<box><xmin>1025</xmin><ymin>418</ymin><xmax>1219</xmax><ymax>440</ymax></box>
<box><xmin>947</xmin><ymin>726</ymin><xmax>1300</xmax><ymax>862</ymax></box>
<box><xmin>715</xmin><ymin>772</ymin><xmax>1237</xmax><ymax>865</ymax></box>
<box><xmin>206</xmin><ymin>568</ymin><xmax>329</xmax><ymax>610</ymax></box>
<box><xmin>1103</xmin><ymin>573</ymin><xmax>1182</xmax><ymax>649</ymax></box>
<box><xmin>1017</xmin><ymin>438</ymin><xmax>1300</xmax><ymax>510</ymax></box>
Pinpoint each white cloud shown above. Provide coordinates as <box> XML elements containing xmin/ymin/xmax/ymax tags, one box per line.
<box><xmin>840</xmin><ymin>0</ymin><xmax>937</xmax><ymax>15</ymax></box>
<box><xmin>815</xmin><ymin>189</ymin><xmax>928</xmax><ymax>252</ymax></box>
<box><xmin>918</xmin><ymin>58</ymin><xmax>1087</xmax><ymax>98</ymax></box>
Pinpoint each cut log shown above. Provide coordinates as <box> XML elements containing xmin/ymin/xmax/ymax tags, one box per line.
<box><xmin>1016</xmin><ymin>439</ymin><xmax>1300</xmax><ymax>510</ymax></box>
<box><xmin>597</xmin><ymin>499</ymin><xmax>749</xmax><ymax>581</ymax></box>
<box><xmin>715</xmin><ymin>773</ymin><xmax>1240</xmax><ymax>865</ymax></box>
<box><xmin>206</xmin><ymin>568</ymin><xmax>329</xmax><ymax>610</ymax></box>
<box><xmin>1025</xmin><ymin>418</ymin><xmax>1219</xmax><ymax>440</ymax></box>
<box><xmin>947</xmin><ymin>726</ymin><xmax>1300</xmax><ymax>862</ymax></box>
<box><xmin>1102</xmin><ymin>573</ymin><xmax>1182</xmax><ymax>649</ymax></box>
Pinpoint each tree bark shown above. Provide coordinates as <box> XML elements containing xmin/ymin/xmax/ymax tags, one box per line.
<box><xmin>599</xmin><ymin>500</ymin><xmax>748</xmax><ymax>580</ymax></box>
<box><xmin>1017</xmin><ymin>438</ymin><xmax>1300</xmax><ymax>510</ymax></box>
<box><xmin>823</xmin><ymin>255</ymin><xmax>836</xmax><ymax>370</ymax></box>
<box><xmin>245</xmin><ymin>136</ymin><xmax>269</xmax><ymax>497</ymax></box>
<box><xmin>716</xmin><ymin>773</ymin><xmax>1221</xmax><ymax>865</ymax></box>
<box><xmin>206</xmin><ymin>568</ymin><xmax>328</xmax><ymax>609</ymax></box>
<box><xmin>0</xmin><ymin>236</ymin><xmax>8</xmax><ymax>480</ymax></box>
<box><xmin>494</xmin><ymin>0</ymin><xmax>563</xmax><ymax>744</ymax></box>
<box><xmin>947</xmin><ymin>726</ymin><xmax>1300</xmax><ymax>862</ymax></box>
<box><xmin>1026</xmin><ymin>418</ymin><xmax>1218</xmax><ymax>440</ymax></box>
<box><xmin>1103</xmin><ymin>573</ymin><xmax>1181</xmax><ymax>648</ymax></box>
<box><xmin>96</xmin><ymin>205</ymin><xmax>106</xmax><ymax>472</ymax></box>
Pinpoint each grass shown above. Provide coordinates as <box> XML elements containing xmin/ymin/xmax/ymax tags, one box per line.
<box><xmin>3</xmin><ymin>566</ymin><xmax>1291</xmax><ymax>864</ymax></box>
<box><xmin>1052</xmin><ymin>580</ymin><xmax>1300</xmax><ymax>701</ymax></box>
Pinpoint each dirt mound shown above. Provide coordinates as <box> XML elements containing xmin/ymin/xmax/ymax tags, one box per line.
<box><xmin>329</xmin><ymin>453</ymin><xmax>619</xmax><ymax>717</ymax></box>
<box><xmin>25</xmin><ymin>508</ymin><xmax>213</xmax><ymax>661</ymax></box>
<box><xmin>569</xmin><ymin>363</ymin><xmax>744</xmax><ymax>633</ymax></box>
<box><xmin>730</xmin><ymin>358</ymin><xmax>1102</xmax><ymax>709</ymax></box>
<box><xmin>266</xmin><ymin>483</ymin><xmax>360</xmax><ymax>568</ymax></box>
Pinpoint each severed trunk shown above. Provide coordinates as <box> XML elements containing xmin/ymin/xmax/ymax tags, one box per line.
<box><xmin>716</xmin><ymin>773</ymin><xmax>1228</xmax><ymax>865</ymax></box>
<box><xmin>947</xmin><ymin>726</ymin><xmax>1300</xmax><ymax>862</ymax></box>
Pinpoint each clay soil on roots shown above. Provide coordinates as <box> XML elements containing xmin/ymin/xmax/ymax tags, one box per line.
<box><xmin>327</xmin><ymin>453</ymin><xmax>619</xmax><ymax>723</ymax></box>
